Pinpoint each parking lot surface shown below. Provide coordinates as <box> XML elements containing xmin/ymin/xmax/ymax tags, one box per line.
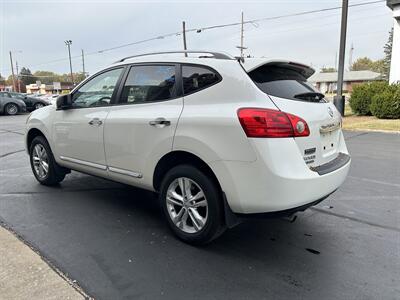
<box><xmin>1</xmin><ymin>114</ymin><xmax>399</xmax><ymax>300</ymax></box>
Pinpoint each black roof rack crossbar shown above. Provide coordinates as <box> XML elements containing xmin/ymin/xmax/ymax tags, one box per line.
<box><xmin>115</xmin><ymin>50</ymin><xmax>233</xmax><ymax>63</ymax></box>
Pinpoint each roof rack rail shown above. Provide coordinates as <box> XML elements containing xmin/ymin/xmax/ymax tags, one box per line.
<box><xmin>115</xmin><ymin>50</ymin><xmax>233</xmax><ymax>63</ymax></box>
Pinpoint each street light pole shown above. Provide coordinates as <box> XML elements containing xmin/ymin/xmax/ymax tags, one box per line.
<box><xmin>334</xmin><ymin>0</ymin><xmax>349</xmax><ymax>117</ymax></box>
<box><xmin>9</xmin><ymin>51</ymin><xmax>16</xmax><ymax>92</ymax></box>
<box><xmin>65</xmin><ymin>40</ymin><xmax>74</xmax><ymax>85</ymax></box>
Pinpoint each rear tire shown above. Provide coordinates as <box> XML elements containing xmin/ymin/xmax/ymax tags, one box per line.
<box><xmin>160</xmin><ymin>165</ymin><xmax>226</xmax><ymax>245</ymax></box>
<box><xmin>29</xmin><ymin>136</ymin><xmax>66</xmax><ymax>185</ymax></box>
<box><xmin>5</xmin><ymin>103</ymin><xmax>18</xmax><ymax>115</ymax></box>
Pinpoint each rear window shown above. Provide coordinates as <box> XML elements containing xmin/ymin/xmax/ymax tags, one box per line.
<box><xmin>249</xmin><ymin>65</ymin><xmax>324</xmax><ymax>102</ymax></box>
<box><xmin>120</xmin><ymin>65</ymin><xmax>176</xmax><ymax>104</ymax></box>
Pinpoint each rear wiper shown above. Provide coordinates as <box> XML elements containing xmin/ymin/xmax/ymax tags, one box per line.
<box><xmin>294</xmin><ymin>92</ymin><xmax>325</xmax><ymax>101</ymax></box>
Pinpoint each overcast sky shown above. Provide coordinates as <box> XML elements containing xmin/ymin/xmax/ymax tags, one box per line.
<box><xmin>0</xmin><ymin>0</ymin><xmax>393</xmax><ymax>78</ymax></box>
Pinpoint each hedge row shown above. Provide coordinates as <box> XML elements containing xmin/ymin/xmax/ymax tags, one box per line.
<box><xmin>349</xmin><ymin>82</ymin><xmax>400</xmax><ymax>119</ymax></box>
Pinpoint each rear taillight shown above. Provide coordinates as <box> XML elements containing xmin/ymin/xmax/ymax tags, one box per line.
<box><xmin>237</xmin><ymin>108</ymin><xmax>310</xmax><ymax>138</ymax></box>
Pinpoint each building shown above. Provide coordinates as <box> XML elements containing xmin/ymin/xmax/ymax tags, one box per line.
<box><xmin>25</xmin><ymin>82</ymin><xmax>74</xmax><ymax>94</ymax></box>
<box><xmin>387</xmin><ymin>0</ymin><xmax>400</xmax><ymax>83</ymax></box>
<box><xmin>308</xmin><ymin>70</ymin><xmax>383</xmax><ymax>94</ymax></box>
<box><xmin>0</xmin><ymin>85</ymin><xmax>13</xmax><ymax>92</ymax></box>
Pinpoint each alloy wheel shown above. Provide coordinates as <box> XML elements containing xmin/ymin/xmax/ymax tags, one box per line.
<box><xmin>166</xmin><ymin>177</ymin><xmax>208</xmax><ymax>234</ymax></box>
<box><xmin>32</xmin><ymin>144</ymin><xmax>49</xmax><ymax>179</ymax></box>
<box><xmin>6</xmin><ymin>104</ymin><xmax>18</xmax><ymax>115</ymax></box>
<box><xmin>35</xmin><ymin>103</ymin><xmax>44</xmax><ymax>109</ymax></box>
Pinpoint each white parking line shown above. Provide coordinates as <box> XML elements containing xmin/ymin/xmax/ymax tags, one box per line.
<box><xmin>348</xmin><ymin>176</ymin><xmax>400</xmax><ymax>188</ymax></box>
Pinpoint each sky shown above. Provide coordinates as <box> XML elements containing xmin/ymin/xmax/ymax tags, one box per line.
<box><xmin>0</xmin><ymin>0</ymin><xmax>394</xmax><ymax>78</ymax></box>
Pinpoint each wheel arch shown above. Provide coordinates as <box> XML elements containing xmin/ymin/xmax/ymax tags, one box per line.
<box><xmin>153</xmin><ymin>151</ymin><xmax>222</xmax><ymax>193</ymax></box>
<box><xmin>26</xmin><ymin>128</ymin><xmax>47</xmax><ymax>152</ymax></box>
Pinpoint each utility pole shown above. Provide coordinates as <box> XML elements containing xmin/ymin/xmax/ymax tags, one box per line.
<box><xmin>9</xmin><ymin>51</ymin><xmax>16</xmax><ymax>92</ymax></box>
<box><xmin>65</xmin><ymin>40</ymin><xmax>74</xmax><ymax>85</ymax></box>
<box><xmin>236</xmin><ymin>12</ymin><xmax>247</xmax><ymax>60</ymax></box>
<box><xmin>81</xmin><ymin>49</ymin><xmax>86</xmax><ymax>78</ymax></box>
<box><xmin>182</xmin><ymin>21</ymin><xmax>188</xmax><ymax>57</ymax></box>
<box><xmin>348</xmin><ymin>43</ymin><xmax>354</xmax><ymax>70</ymax></box>
<box><xmin>16</xmin><ymin>61</ymin><xmax>21</xmax><ymax>93</ymax></box>
<box><xmin>334</xmin><ymin>0</ymin><xmax>348</xmax><ymax>117</ymax></box>
<box><xmin>240</xmin><ymin>11</ymin><xmax>244</xmax><ymax>58</ymax></box>
<box><xmin>334</xmin><ymin>52</ymin><xmax>338</xmax><ymax>71</ymax></box>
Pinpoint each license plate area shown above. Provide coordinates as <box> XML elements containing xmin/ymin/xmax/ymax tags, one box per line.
<box><xmin>320</xmin><ymin>130</ymin><xmax>339</xmax><ymax>157</ymax></box>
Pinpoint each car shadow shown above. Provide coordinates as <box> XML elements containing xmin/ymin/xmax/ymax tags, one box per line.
<box><xmin>1</xmin><ymin>172</ymin><xmax>341</xmax><ymax>299</ymax></box>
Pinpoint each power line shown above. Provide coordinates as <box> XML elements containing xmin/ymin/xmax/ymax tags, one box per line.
<box><xmin>87</xmin><ymin>0</ymin><xmax>386</xmax><ymax>55</ymax></box>
<box><xmin>193</xmin><ymin>0</ymin><xmax>385</xmax><ymax>32</ymax></box>
<box><xmin>1</xmin><ymin>0</ymin><xmax>386</xmax><ymax>73</ymax></box>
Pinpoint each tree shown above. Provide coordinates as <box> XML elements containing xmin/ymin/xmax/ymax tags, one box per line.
<box><xmin>350</xmin><ymin>57</ymin><xmax>386</xmax><ymax>75</ymax></box>
<box><xmin>350</xmin><ymin>57</ymin><xmax>375</xmax><ymax>71</ymax></box>
<box><xmin>33</xmin><ymin>71</ymin><xmax>59</xmax><ymax>84</ymax></box>
<box><xmin>32</xmin><ymin>71</ymin><xmax>85</xmax><ymax>85</ymax></box>
<box><xmin>19</xmin><ymin>67</ymin><xmax>37</xmax><ymax>85</ymax></box>
<box><xmin>383</xmin><ymin>28</ymin><xmax>393</xmax><ymax>79</ymax></box>
<box><xmin>6</xmin><ymin>75</ymin><xmax>15</xmax><ymax>86</ymax></box>
<box><xmin>321</xmin><ymin>67</ymin><xmax>336</xmax><ymax>73</ymax></box>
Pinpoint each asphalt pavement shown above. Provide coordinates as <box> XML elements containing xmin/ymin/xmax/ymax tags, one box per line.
<box><xmin>0</xmin><ymin>114</ymin><xmax>399</xmax><ymax>300</ymax></box>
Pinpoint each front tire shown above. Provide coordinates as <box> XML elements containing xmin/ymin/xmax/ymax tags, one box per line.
<box><xmin>34</xmin><ymin>102</ymin><xmax>44</xmax><ymax>110</ymax></box>
<box><xmin>5</xmin><ymin>103</ymin><xmax>18</xmax><ymax>115</ymax></box>
<box><xmin>160</xmin><ymin>165</ymin><xmax>226</xmax><ymax>245</ymax></box>
<box><xmin>29</xmin><ymin>136</ymin><xmax>66</xmax><ymax>185</ymax></box>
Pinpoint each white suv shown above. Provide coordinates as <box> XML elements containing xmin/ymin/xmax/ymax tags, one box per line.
<box><xmin>25</xmin><ymin>51</ymin><xmax>350</xmax><ymax>244</ymax></box>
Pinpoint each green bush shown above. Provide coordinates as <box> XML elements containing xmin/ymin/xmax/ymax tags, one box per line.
<box><xmin>349</xmin><ymin>81</ymin><xmax>388</xmax><ymax>115</ymax></box>
<box><xmin>370</xmin><ymin>84</ymin><xmax>400</xmax><ymax>119</ymax></box>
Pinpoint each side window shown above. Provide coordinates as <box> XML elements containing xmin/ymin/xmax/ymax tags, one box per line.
<box><xmin>182</xmin><ymin>65</ymin><xmax>220</xmax><ymax>95</ymax></box>
<box><xmin>0</xmin><ymin>92</ymin><xmax>11</xmax><ymax>98</ymax></box>
<box><xmin>119</xmin><ymin>65</ymin><xmax>176</xmax><ymax>104</ymax></box>
<box><xmin>10</xmin><ymin>93</ymin><xmax>22</xmax><ymax>99</ymax></box>
<box><xmin>72</xmin><ymin>68</ymin><xmax>123</xmax><ymax>108</ymax></box>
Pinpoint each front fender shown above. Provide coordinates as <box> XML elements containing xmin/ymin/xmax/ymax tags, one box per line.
<box><xmin>25</xmin><ymin>105</ymin><xmax>56</xmax><ymax>153</ymax></box>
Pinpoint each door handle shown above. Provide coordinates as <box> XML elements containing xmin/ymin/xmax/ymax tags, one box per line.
<box><xmin>88</xmin><ymin>118</ymin><xmax>103</xmax><ymax>126</ymax></box>
<box><xmin>149</xmin><ymin>118</ymin><xmax>171</xmax><ymax>127</ymax></box>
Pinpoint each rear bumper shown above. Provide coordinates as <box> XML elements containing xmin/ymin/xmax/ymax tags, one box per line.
<box><xmin>210</xmin><ymin>132</ymin><xmax>350</xmax><ymax>214</ymax></box>
<box><xmin>235</xmin><ymin>192</ymin><xmax>333</xmax><ymax>220</ymax></box>
<box><xmin>310</xmin><ymin>152</ymin><xmax>350</xmax><ymax>175</ymax></box>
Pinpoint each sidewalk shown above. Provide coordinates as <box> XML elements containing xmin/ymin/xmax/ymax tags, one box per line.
<box><xmin>0</xmin><ymin>225</ymin><xmax>84</xmax><ymax>300</ymax></box>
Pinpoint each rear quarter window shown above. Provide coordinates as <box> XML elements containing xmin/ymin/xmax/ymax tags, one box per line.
<box><xmin>182</xmin><ymin>65</ymin><xmax>221</xmax><ymax>95</ymax></box>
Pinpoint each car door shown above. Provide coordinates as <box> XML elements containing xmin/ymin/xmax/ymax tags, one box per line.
<box><xmin>104</xmin><ymin>64</ymin><xmax>183</xmax><ymax>189</ymax></box>
<box><xmin>52</xmin><ymin>67</ymin><xmax>125</xmax><ymax>177</ymax></box>
<box><xmin>12</xmin><ymin>93</ymin><xmax>31</xmax><ymax>109</ymax></box>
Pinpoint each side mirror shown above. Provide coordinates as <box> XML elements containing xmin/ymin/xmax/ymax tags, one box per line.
<box><xmin>56</xmin><ymin>94</ymin><xmax>72</xmax><ymax>110</ymax></box>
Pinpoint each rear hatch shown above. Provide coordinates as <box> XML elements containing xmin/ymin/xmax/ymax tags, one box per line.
<box><xmin>243</xmin><ymin>59</ymin><xmax>342</xmax><ymax>167</ymax></box>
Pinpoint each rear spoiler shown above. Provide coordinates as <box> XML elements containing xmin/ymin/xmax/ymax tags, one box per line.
<box><xmin>240</xmin><ymin>59</ymin><xmax>315</xmax><ymax>79</ymax></box>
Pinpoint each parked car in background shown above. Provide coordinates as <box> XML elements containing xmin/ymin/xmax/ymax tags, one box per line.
<box><xmin>0</xmin><ymin>94</ymin><xmax>27</xmax><ymax>115</ymax></box>
<box><xmin>44</xmin><ymin>94</ymin><xmax>60</xmax><ymax>106</ymax></box>
<box><xmin>25</xmin><ymin>51</ymin><xmax>350</xmax><ymax>244</ymax></box>
<box><xmin>0</xmin><ymin>92</ymin><xmax>49</xmax><ymax>111</ymax></box>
